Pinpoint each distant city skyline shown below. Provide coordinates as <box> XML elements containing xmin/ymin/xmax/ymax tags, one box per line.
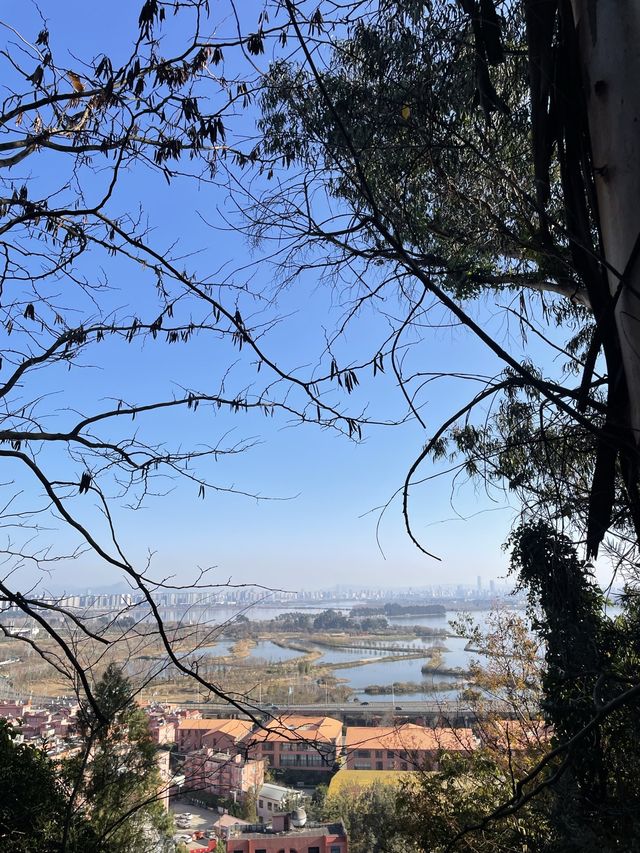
<box><xmin>39</xmin><ymin>577</ymin><xmax>516</xmax><ymax>598</ymax></box>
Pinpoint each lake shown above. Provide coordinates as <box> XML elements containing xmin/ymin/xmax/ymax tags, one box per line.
<box><xmin>197</xmin><ymin>640</ymin><xmax>302</xmax><ymax>663</ymax></box>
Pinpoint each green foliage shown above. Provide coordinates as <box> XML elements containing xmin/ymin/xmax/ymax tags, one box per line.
<box><xmin>398</xmin><ymin>753</ymin><xmax>552</xmax><ymax>852</ymax></box>
<box><xmin>258</xmin><ymin>1</ymin><xmax>572</xmax><ymax>308</ymax></box>
<box><xmin>452</xmin><ymin>608</ymin><xmax>543</xmax><ymax>723</ymax></box>
<box><xmin>322</xmin><ymin>781</ymin><xmax>420</xmax><ymax>853</ymax></box>
<box><xmin>273</xmin><ymin>611</ymin><xmax>314</xmax><ymax>631</ymax></box>
<box><xmin>0</xmin><ymin>720</ymin><xmax>96</xmax><ymax>852</ymax></box>
<box><xmin>397</xmin><ymin>609</ymin><xmax>552</xmax><ymax>851</ymax></box>
<box><xmin>68</xmin><ymin>664</ymin><xmax>173</xmax><ymax>852</ymax></box>
<box><xmin>510</xmin><ymin>521</ymin><xmax>640</xmax><ymax>850</ymax></box>
<box><xmin>238</xmin><ymin>788</ymin><xmax>258</xmax><ymax>822</ymax></box>
<box><xmin>312</xmin><ymin>609</ymin><xmax>350</xmax><ymax>630</ymax></box>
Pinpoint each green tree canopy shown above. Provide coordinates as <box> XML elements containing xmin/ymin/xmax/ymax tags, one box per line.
<box><xmin>68</xmin><ymin>664</ymin><xmax>173</xmax><ymax>852</ymax></box>
<box><xmin>0</xmin><ymin>719</ymin><xmax>97</xmax><ymax>852</ymax></box>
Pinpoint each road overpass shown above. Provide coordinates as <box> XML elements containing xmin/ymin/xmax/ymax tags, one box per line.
<box><xmin>184</xmin><ymin>699</ymin><xmax>514</xmax><ymax>727</ymax></box>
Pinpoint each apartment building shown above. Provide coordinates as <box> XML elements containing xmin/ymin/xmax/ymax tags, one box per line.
<box><xmin>344</xmin><ymin>724</ymin><xmax>476</xmax><ymax>771</ymax></box>
<box><xmin>182</xmin><ymin>749</ymin><xmax>265</xmax><ymax>799</ymax></box>
<box><xmin>247</xmin><ymin>715</ymin><xmax>342</xmax><ymax>773</ymax></box>
<box><xmin>225</xmin><ymin>814</ymin><xmax>348</xmax><ymax>853</ymax></box>
<box><xmin>176</xmin><ymin>718</ymin><xmax>254</xmax><ymax>753</ymax></box>
<box><xmin>257</xmin><ymin>782</ymin><xmax>303</xmax><ymax>823</ymax></box>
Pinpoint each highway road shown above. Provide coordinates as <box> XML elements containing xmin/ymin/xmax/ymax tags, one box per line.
<box><xmin>183</xmin><ymin>699</ymin><xmax>513</xmax><ymax>722</ymax></box>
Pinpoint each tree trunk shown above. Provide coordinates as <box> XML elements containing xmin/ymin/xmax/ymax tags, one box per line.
<box><xmin>570</xmin><ymin>0</ymin><xmax>640</xmax><ymax>442</ymax></box>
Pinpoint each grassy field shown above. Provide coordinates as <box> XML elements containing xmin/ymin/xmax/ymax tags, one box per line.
<box><xmin>328</xmin><ymin>768</ymin><xmax>421</xmax><ymax>795</ymax></box>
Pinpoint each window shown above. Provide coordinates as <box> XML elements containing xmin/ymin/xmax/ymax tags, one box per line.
<box><xmin>308</xmin><ymin>847</ymin><xmax>320</xmax><ymax>853</ymax></box>
<box><xmin>282</xmin><ymin>741</ymin><xmax>311</xmax><ymax>751</ymax></box>
<box><xmin>262</xmin><ymin>742</ymin><xmax>274</xmax><ymax>751</ymax></box>
<box><xmin>387</xmin><ymin>751</ymin><xmax>394</xmax><ymax>758</ymax></box>
<box><xmin>279</xmin><ymin>754</ymin><xmax>325</xmax><ymax>767</ymax></box>
<box><xmin>401</xmin><ymin>762</ymin><xmax>408</xmax><ymax>771</ymax></box>
<box><xmin>356</xmin><ymin>749</ymin><xmax>371</xmax><ymax>758</ymax></box>
<box><xmin>375</xmin><ymin>750</ymin><xmax>382</xmax><ymax>758</ymax></box>
<box><xmin>331</xmin><ymin>847</ymin><xmax>342</xmax><ymax>853</ymax></box>
<box><xmin>259</xmin><ymin>799</ymin><xmax>264</xmax><ymax>808</ymax></box>
<box><xmin>376</xmin><ymin>761</ymin><xmax>383</xmax><ymax>770</ymax></box>
<box><xmin>256</xmin><ymin>849</ymin><xmax>267</xmax><ymax>853</ymax></box>
<box><xmin>268</xmin><ymin>802</ymin><xmax>273</xmax><ymax>810</ymax></box>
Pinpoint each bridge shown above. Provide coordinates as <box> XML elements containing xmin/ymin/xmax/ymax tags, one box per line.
<box><xmin>183</xmin><ymin>699</ymin><xmax>514</xmax><ymax>727</ymax></box>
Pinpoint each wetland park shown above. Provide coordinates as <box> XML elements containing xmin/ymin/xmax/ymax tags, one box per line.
<box><xmin>0</xmin><ymin>600</ymin><xmax>521</xmax><ymax>705</ymax></box>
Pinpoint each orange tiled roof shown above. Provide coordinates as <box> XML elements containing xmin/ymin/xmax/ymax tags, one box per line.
<box><xmin>178</xmin><ymin>718</ymin><xmax>254</xmax><ymax>739</ymax></box>
<box><xmin>478</xmin><ymin>719</ymin><xmax>551</xmax><ymax>751</ymax></box>
<box><xmin>252</xmin><ymin>715</ymin><xmax>342</xmax><ymax>744</ymax></box>
<box><xmin>345</xmin><ymin>724</ymin><xmax>476</xmax><ymax>754</ymax></box>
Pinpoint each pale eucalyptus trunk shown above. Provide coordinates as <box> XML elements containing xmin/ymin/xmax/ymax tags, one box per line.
<box><xmin>571</xmin><ymin>0</ymin><xmax>640</xmax><ymax>442</ymax></box>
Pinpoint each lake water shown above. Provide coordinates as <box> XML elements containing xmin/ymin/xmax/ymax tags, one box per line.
<box><xmin>197</xmin><ymin>640</ymin><xmax>301</xmax><ymax>663</ymax></box>
<box><xmin>163</xmin><ymin>605</ymin><xmax>528</xmax><ymax>699</ymax></box>
<box><xmin>353</xmin><ymin>687</ymin><xmax>461</xmax><ymax>703</ymax></box>
<box><xmin>332</xmin><ymin>657</ymin><xmax>461</xmax><ymax>688</ymax></box>
<box><xmin>310</xmin><ymin>633</ymin><xmax>477</xmax><ymax>673</ymax></box>
<box><xmin>308</xmin><ymin>612</ymin><xmax>534</xmax><ymax>700</ymax></box>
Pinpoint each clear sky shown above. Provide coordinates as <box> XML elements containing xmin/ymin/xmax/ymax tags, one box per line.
<box><xmin>1</xmin><ymin>0</ymin><xmax>567</xmax><ymax>596</ymax></box>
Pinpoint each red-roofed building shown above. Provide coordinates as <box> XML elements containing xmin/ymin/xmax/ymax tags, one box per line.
<box><xmin>223</xmin><ymin>815</ymin><xmax>348</xmax><ymax>853</ymax></box>
<box><xmin>247</xmin><ymin>715</ymin><xmax>342</xmax><ymax>773</ymax></box>
<box><xmin>0</xmin><ymin>700</ymin><xmax>32</xmax><ymax>717</ymax></box>
<box><xmin>177</xmin><ymin>718</ymin><xmax>254</xmax><ymax>753</ymax></box>
<box><xmin>148</xmin><ymin>717</ymin><xmax>177</xmax><ymax>745</ymax></box>
<box><xmin>344</xmin><ymin>725</ymin><xmax>477</xmax><ymax>771</ymax></box>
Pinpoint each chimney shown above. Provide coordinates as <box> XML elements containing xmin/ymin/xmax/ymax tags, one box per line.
<box><xmin>272</xmin><ymin>814</ymin><xmax>288</xmax><ymax>832</ymax></box>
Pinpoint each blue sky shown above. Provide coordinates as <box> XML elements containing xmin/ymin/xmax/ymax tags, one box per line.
<box><xmin>0</xmin><ymin>0</ymin><xmax>558</xmax><ymax>595</ymax></box>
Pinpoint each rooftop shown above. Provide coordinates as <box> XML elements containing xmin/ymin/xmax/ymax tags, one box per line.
<box><xmin>259</xmin><ymin>782</ymin><xmax>300</xmax><ymax>802</ymax></box>
<box><xmin>345</xmin><ymin>724</ymin><xmax>477</xmax><ymax>754</ymax></box>
<box><xmin>251</xmin><ymin>715</ymin><xmax>342</xmax><ymax>745</ymax></box>
<box><xmin>477</xmin><ymin>719</ymin><xmax>551</xmax><ymax>750</ymax></box>
<box><xmin>229</xmin><ymin>822</ymin><xmax>346</xmax><ymax>840</ymax></box>
<box><xmin>177</xmin><ymin>718</ymin><xmax>253</xmax><ymax>739</ymax></box>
